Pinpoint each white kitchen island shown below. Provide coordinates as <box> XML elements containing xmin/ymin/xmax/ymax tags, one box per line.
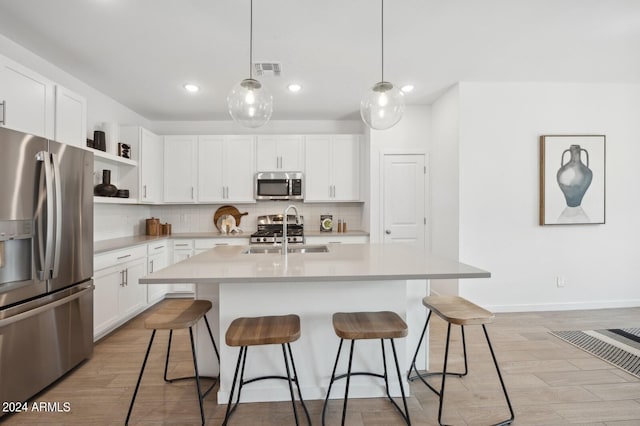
<box><xmin>139</xmin><ymin>243</ymin><xmax>490</xmax><ymax>404</ymax></box>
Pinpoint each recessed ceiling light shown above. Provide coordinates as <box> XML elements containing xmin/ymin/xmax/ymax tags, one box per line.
<box><xmin>183</xmin><ymin>83</ymin><xmax>200</xmax><ymax>93</ymax></box>
<box><xmin>401</xmin><ymin>84</ymin><xmax>414</xmax><ymax>93</ymax></box>
<box><xmin>287</xmin><ymin>83</ymin><xmax>302</xmax><ymax>93</ymax></box>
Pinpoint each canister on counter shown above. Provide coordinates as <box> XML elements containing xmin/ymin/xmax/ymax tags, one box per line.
<box><xmin>146</xmin><ymin>217</ymin><xmax>160</xmax><ymax>236</ymax></box>
<box><xmin>161</xmin><ymin>223</ymin><xmax>172</xmax><ymax>235</ymax></box>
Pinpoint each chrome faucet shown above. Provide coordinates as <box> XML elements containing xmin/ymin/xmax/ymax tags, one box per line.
<box><xmin>282</xmin><ymin>205</ymin><xmax>300</xmax><ymax>256</ymax></box>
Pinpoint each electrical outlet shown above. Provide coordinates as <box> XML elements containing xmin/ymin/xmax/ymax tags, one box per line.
<box><xmin>556</xmin><ymin>276</ymin><xmax>566</xmax><ymax>288</ymax></box>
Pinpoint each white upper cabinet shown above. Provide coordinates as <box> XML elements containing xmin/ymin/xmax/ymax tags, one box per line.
<box><xmin>54</xmin><ymin>85</ymin><xmax>87</xmax><ymax>147</ymax></box>
<box><xmin>256</xmin><ymin>135</ymin><xmax>304</xmax><ymax>171</ymax></box>
<box><xmin>0</xmin><ymin>54</ymin><xmax>55</xmax><ymax>139</ymax></box>
<box><xmin>304</xmin><ymin>135</ymin><xmax>361</xmax><ymax>202</ymax></box>
<box><xmin>198</xmin><ymin>135</ymin><xmax>255</xmax><ymax>203</ymax></box>
<box><xmin>164</xmin><ymin>135</ymin><xmax>198</xmax><ymax>203</ymax></box>
<box><xmin>121</xmin><ymin>126</ymin><xmax>163</xmax><ymax>203</ymax></box>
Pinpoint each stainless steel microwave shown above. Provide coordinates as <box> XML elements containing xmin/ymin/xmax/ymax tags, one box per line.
<box><xmin>255</xmin><ymin>172</ymin><xmax>303</xmax><ymax>200</ymax></box>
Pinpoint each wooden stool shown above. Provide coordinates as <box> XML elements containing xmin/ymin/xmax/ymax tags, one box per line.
<box><xmin>322</xmin><ymin>311</ymin><xmax>410</xmax><ymax>426</ymax></box>
<box><xmin>222</xmin><ymin>314</ymin><xmax>311</xmax><ymax>425</ymax></box>
<box><xmin>125</xmin><ymin>299</ymin><xmax>220</xmax><ymax>426</ymax></box>
<box><xmin>407</xmin><ymin>295</ymin><xmax>514</xmax><ymax>426</ymax></box>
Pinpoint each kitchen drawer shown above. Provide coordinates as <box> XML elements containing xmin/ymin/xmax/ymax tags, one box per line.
<box><xmin>148</xmin><ymin>241</ymin><xmax>169</xmax><ymax>254</ymax></box>
<box><xmin>194</xmin><ymin>238</ymin><xmax>249</xmax><ymax>249</ymax></box>
<box><xmin>172</xmin><ymin>239</ymin><xmax>194</xmax><ymax>250</ymax></box>
<box><xmin>94</xmin><ymin>245</ymin><xmax>147</xmax><ymax>271</ymax></box>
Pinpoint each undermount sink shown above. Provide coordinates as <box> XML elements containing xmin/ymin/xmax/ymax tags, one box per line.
<box><xmin>243</xmin><ymin>245</ymin><xmax>329</xmax><ymax>254</ymax></box>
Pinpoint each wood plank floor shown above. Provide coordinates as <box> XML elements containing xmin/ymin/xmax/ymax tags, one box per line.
<box><xmin>3</xmin><ymin>301</ymin><xmax>640</xmax><ymax>425</ymax></box>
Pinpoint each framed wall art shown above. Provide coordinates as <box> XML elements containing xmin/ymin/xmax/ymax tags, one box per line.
<box><xmin>539</xmin><ymin>135</ymin><xmax>606</xmax><ymax>225</ymax></box>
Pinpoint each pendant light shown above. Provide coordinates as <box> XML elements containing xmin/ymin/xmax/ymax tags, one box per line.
<box><xmin>360</xmin><ymin>0</ymin><xmax>404</xmax><ymax>130</ymax></box>
<box><xmin>227</xmin><ymin>0</ymin><xmax>273</xmax><ymax>128</ymax></box>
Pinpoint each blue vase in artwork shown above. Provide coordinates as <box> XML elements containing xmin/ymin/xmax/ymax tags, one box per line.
<box><xmin>556</xmin><ymin>144</ymin><xmax>592</xmax><ymax>207</ymax></box>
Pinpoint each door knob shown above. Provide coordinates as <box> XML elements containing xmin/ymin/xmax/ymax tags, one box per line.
<box><xmin>385</xmin><ymin>230</ymin><xmax>391</xmax><ymax>235</ymax></box>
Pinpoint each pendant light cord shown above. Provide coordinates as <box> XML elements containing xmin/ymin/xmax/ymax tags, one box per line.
<box><xmin>381</xmin><ymin>0</ymin><xmax>384</xmax><ymax>82</ymax></box>
<box><xmin>249</xmin><ymin>0</ymin><xmax>254</xmax><ymax>79</ymax></box>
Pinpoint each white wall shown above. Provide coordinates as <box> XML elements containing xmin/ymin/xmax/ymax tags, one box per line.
<box><xmin>453</xmin><ymin>82</ymin><xmax>640</xmax><ymax>311</ymax></box>
<box><xmin>430</xmin><ymin>85</ymin><xmax>461</xmax><ymax>295</ymax></box>
<box><xmin>367</xmin><ymin>106</ymin><xmax>431</xmax><ymax>243</ymax></box>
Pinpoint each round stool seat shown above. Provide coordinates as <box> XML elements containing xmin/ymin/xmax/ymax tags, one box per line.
<box><xmin>145</xmin><ymin>299</ymin><xmax>212</xmax><ymax>330</ymax></box>
<box><xmin>332</xmin><ymin>311</ymin><xmax>408</xmax><ymax>340</ymax></box>
<box><xmin>422</xmin><ymin>295</ymin><xmax>494</xmax><ymax>325</ymax></box>
<box><xmin>225</xmin><ymin>314</ymin><xmax>301</xmax><ymax>347</ymax></box>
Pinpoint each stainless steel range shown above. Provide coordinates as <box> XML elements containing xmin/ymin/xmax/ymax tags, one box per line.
<box><xmin>250</xmin><ymin>214</ymin><xmax>305</xmax><ymax>244</ymax></box>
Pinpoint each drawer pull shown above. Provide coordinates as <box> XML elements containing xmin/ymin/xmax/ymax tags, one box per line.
<box><xmin>175</xmin><ymin>244</ymin><xmax>189</xmax><ymax>247</ymax></box>
<box><xmin>117</xmin><ymin>254</ymin><xmax>131</xmax><ymax>260</ymax></box>
<box><xmin>154</xmin><ymin>245</ymin><xmax>165</xmax><ymax>250</ymax></box>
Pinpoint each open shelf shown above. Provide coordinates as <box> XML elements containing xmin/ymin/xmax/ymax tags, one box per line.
<box><xmin>93</xmin><ymin>149</ymin><xmax>137</xmax><ymax>167</ymax></box>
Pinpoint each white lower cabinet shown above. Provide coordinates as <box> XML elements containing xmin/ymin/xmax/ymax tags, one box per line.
<box><xmin>147</xmin><ymin>241</ymin><xmax>169</xmax><ymax>303</ymax></box>
<box><xmin>93</xmin><ymin>245</ymin><xmax>148</xmax><ymax>340</ymax></box>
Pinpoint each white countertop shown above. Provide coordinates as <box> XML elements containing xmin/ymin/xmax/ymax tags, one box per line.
<box><xmin>139</xmin><ymin>243</ymin><xmax>489</xmax><ymax>284</ymax></box>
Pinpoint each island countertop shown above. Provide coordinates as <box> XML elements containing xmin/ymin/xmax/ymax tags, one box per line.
<box><xmin>139</xmin><ymin>243</ymin><xmax>490</xmax><ymax>284</ymax></box>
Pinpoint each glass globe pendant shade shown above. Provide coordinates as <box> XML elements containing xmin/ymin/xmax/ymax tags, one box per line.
<box><xmin>360</xmin><ymin>81</ymin><xmax>405</xmax><ymax>130</ymax></box>
<box><xmin>227</xmin><ymin>78</ymin><xmax>273</xmax><ymax>128</ymax></box>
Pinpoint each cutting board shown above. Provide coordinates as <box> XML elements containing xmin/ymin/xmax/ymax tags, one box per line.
<box><xmin>214</xmin><ymin>205</ymin><xmax>248</xmax><ymax>231</ymax></box>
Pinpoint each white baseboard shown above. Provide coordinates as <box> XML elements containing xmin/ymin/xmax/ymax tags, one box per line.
<box><xmin>428</xmin><ymin>289</ymin><xmax>640</xmax><ymax>313</ymax></box>
<box><xmin>483</xmin><ymin>299</ymin><xmax>640</xmax><ymax>313</ymax></box>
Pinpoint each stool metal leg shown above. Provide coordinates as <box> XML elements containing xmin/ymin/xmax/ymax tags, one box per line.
<box><xmin>222</xmin><ymin>346</ymin><xmax>246</xmax><ymax>425</ymax></box>
<box><xmin>341</xmin><ymin>339</ymin><xmax>356</xmax><ymax>426</ymax></box>
<box><xmin>389</xmin><ymin>338</ymin><xmax>411</xmax><ymax>425</ymax></box>
<box><xmin>163</xmin><ymin>329</ymin><xmax>173</xmax><ymax>382</ymax></box>
<box><xmin>408</xmin><ymin>311</ymin><xmax>432</xmax><ymax>382</ymax></box>
<box><xmin>125</xmin><ymin>330</ymin><xmax>156</xmax><ymax>426</ymax></box>
<box><xmin>281</xmin><ymin>343</ymin><xmax>301</xmax><ymax>425</ymax></box>
<box><xmin>203</xmin><ymin>314</ymin><xmax>220</xmax><ymax>364</ymax></box>
<box><xmin>408</xmin><ymin>313</ymin><xmax>469</xmax><ymax>396</ymax></box>
<box><xmin>286</xmin><ymin>343</ymin><xmax>312</xmax><ymax>425</ymax></box>
<box><xmin>460</xmin><ymin>325</ymin><xmax>469</xmax><ymax>376</ymax></box>
<box><xmin>188</xmin><ymin>326</ymin><xmax>207</xmax><ymax>426</ymax></box>
<box><xmin>322</xmin><ymin>338</ymin><xmax>344</xmax><ymax>426</ymax></box>
<box><xmin>482</xmin><ymin>325</ymin><xmax>515</xmax><ymax>426</ymax></box>
<box><xmin>438</xmin><ymin>323</ymin><xmax>453</xmax><ymax>426</ymax></box>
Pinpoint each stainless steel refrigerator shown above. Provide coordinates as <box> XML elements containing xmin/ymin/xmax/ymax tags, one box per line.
<box><xmin>0</xmin><ymin>126</ymin><xmax>94</xmax><ymax>410</ymax></box>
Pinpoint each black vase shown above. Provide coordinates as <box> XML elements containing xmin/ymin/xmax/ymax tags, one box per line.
<box><xmin>94</xmin><ymin>170</ymin><xmax>118</xmax><ymax>197</ymax></box>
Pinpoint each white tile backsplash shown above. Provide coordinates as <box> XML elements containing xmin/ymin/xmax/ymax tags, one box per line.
<box><xmin>94</xmin><ymin>204</ymin><xmax>151</xmax><ymax>241</ymax></box>
<box><xmin>94</xmin><ymin>202</ymin><xmax>364</xmax><ymax>241</ymax></box>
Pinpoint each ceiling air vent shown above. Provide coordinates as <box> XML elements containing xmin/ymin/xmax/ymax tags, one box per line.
<box><xmin>254</xmin><ymin>62</ymin><xmax>282</xmax><ymax>77</ymax></box>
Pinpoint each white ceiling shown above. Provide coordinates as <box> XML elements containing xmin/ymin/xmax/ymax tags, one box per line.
<box><xmin>0</xmin><ymin>0</ymin><xmax>639</xmax><ymax>122</ymax></box>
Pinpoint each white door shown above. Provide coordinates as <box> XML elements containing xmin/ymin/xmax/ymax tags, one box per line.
<box><xmin>382</xmin><ymin>154</ymin><xmax>426</xmax><ymax>248</ymax></box>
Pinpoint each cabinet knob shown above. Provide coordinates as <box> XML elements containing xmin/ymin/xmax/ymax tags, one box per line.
<box><xmin>385</xmin><ymin>230</ymin><xmax>391</xmax><ymax>235</ymax></box>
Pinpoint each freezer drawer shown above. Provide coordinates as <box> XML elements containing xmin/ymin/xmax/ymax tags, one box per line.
<box><xmin>0</xmin><ymin>281</ymin><xmax>93</xmax><ymax>413</ymax></box>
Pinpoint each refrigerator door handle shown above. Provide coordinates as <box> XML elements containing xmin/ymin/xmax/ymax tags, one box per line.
<box><xmin>50</xmin><ymin>152</ymin><xmax>63</xmax><ymax>279</ymax></box>
<box><xmin>35</xmin><ymin>151</ymin><xmax>54</xmax><ymax>280</ymax></box>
